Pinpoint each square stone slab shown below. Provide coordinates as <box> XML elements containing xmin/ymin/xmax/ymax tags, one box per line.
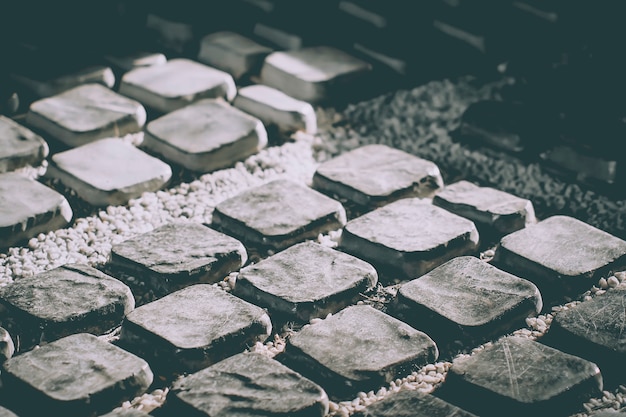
<box><xmin>109</xmin><ymin>222</ymin><xmax>247</xmax><ymax>298</ymax></box>
<box><xmin>394</xmin><ymin>256</ymin><xmax>542</xmax><ymax>354</ymax></box>
<box><xmin>313</xmin><ymin>144</ymin><xmax>444</xmax><ymax>207</ymax></box>
<box><xmin>25</xmin><ymin>83</ymin><xmax>146</xmax><ymax>148</ymax></box>
<box><xmin>1</xmin><ymin>333</ymin><xmax>153</xmax><ymax>416</ymax></box>
<box><xmin>0</xmin><ymin>115</ymin><xmax>48</xmax><ymax>173</ymax></box>
<box><xmin>13</xmin><ymin>65</ymin><xmax>116</xmax><ymax>98</ymax></box>
<box><xmin>353</xmin><ymin>390</ymin><xmax>478</xmax><ymax>417</ymax></box>
<box><xmin>168</xmin><ymin>352</ymin><xmax>329</xmax><ymax>416</ymax></box>
<box><xmin>234</xmin><ymin>84</ymin><xmax>317</xmax><ymax>134</ymax></box>
<box><xmin>143</xmin><ymin>99</ymin><xmax>267</xmax><ymax>173</ymax></box>
<box><xmin>105</xmin><ymin>51</ymin><xmax>167</xmax><ymax>72</ymax></box>
<box><xmin>118</xmin><ymin>284</ymin><xmax>272</xmax><ymax>374</ymax></box>
<box><xmin>433</xmin><ymin>180</ymin><xmax>536</xmax><ymax>235</ymax></box>
<box><xmin>0</xmin><ymin>263</ymin><xmax>134</xmax><ymax>351</ymax></box>
<box><xmin>281</xmin><ymin>305</ymin><xmax>438</xmax><ymax>399</ymax></box>
<box><xmin>495</xmin><ymin>216</ymin><xmax>626</xmax><ymax>302</ymax></box>
<box><xmin>0</xmin><ymin>173</ymin><xmax>72</xmax><ymax>249</ymax></box>
<box><xmin>260</xmin><ymin>46</ymin><xmax>372</xmax><ymax>103</ymax></box>
<box><xmin>197</xmin><ymin>31</ymin><xmax>272</xmax><ymax>79</ymax></box>
<box><xmin>235</xmin><ymin>241</ymin><xmax>377</xmax><ymax>322</ymax></box>
<box><xmin>439</xmin><ymin>336</ymin><xmax>602</xmax><ymax>417</ymax></box>
<box><xmin>339</xmin><ymin>198</ymin><xmax>479</xmax><ymax>281</ymax></box>
<box><xmin>45</xmin><ymin>138</ymin><xmax>172</xmax><ymax>207</ymax></box>
<box><xmin>212</xmin><ymin>179</ymin><xmax>347</xmax><ymax>251</ymax></box>
<box><xmin>119</xmin><ymin>58</ymin><xmax>237</xmax><ymax>114</ymax></box>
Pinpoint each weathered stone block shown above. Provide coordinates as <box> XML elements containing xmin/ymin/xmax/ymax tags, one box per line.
<box><xmin>353</xmin><ymin>390</ymin><xmax>478</xmax><ymax>417</ymax></box>
<box><xmin>0</xmin><ymin>115</ymin><xmax>48</xmax><ymax>173</ymax></box>
<box><xmin>198</xmin><ymin>31</ymin><xmax>272</xmax><ymax>79</ymax></box>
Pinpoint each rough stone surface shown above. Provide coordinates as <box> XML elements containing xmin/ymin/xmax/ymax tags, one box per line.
<box><xmin>281</xmin><ymin>305</ymin><xmax>438</xmax><ymax>399</ymax></box>
<box><xmin>0</xmin><ymin>327</ymin><xmax>14</xmax><ymax>364</ymax></box>
<box><xmin>354</xmin><ymin>390</ymin><xmax>478</xmax><ymax>417</ymax></box>
<box><xmin>143</xmin><ymin>99</ymin><xmax>267</xmax><ymax>173</ymax></box>
<box><xmin>98</xmin><ymin>410</ymin><xmax>152</xmax><ymax>417</ymax></box>
<box><xmin>313</xmin><ymin>144</ymin><xmax>444</xmax><ymax>206</ymax></box>
<box><xmin>236</xmin><ymin>241</ymin><xmax>377</xmax><ymax>321</ymax></box>
<box><xmin>46</xmin><ymin>138</ymin><xmax>172</xmax><ymax>206</ymax></box>
<box><xmin>339</xmin><ymin>198</ymin><xmax>479</xmax><ymax>281</ymax></box>
<box><xmin>168</xmin><ymin>352</ymin><xmax>329</xmax><ymax>416</ymax></box>
<box><xmin>198</xmin><ymin>31</ymin><xmax>272</xmax><ymax>79</ymax></box>
<box><xmin>2</xmin><ymin>333</ymin><xmax>153</xmax><ymax>416</ymax></box>
<box><xmin>105</xmin><ymin>51</ymin><xmax>167</xmax><ymax>72</ymax></box>
<box><xmin>14</xmin><ymin>65</ymin><xmax>116</xmax><ymax>98</ymax></box>
<box><xmin>0</xmin><ymin>263</ymin><xmax>134</xmax><ymax>351</ymax></box>
<box><xmin>119</xmin><ymin>284</ymin><xmax>272</xmax><ymax>374</ymax></box>
<box><xmin>0</xmin><ymin>406</ymin><xmax>18</xmax><ymax>417</ymax></box>
<box><xmin>212</xmin><ymin>179</ymin><xmax>347</xmax><ymax>250</ymax></box>
<box><xmin>0</xmin><ymin>115</ymin><xmax>48</xmax><ymax>173</ymax></box>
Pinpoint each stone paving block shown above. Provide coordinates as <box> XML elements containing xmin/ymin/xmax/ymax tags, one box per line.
<box><xmin>168</xmin><ymin>352</ymin><xmax>329</xmax><ymax>416</ymax></box>
<box><xmin>0</xmin><ymin>327</ymin><xmax>14</xmax><ymax>364</ymax></box>
<box><xmin>494</xmin><ymin>216</ymin><xmax>626</xmax><ymax>302</ymax></box>
<box><xmin>432</xmin><ymin>180</ymin><xmax>536</xmax><ymax>235</ymax></box>
<box><xmin>1</xmin><ymin>333</ymin><xmax>153</xmax><ymax>416</ymax></box>
<box><xmin>0</xmin><ymin>115</ymin><xmax>48</xmax><ymax>173</ymax></box>
<box><xmin>339</xmin><ymin>198</ymin><xmax>479</xmax><ymax>281</ymax></box>
<box><xmin>0</xmin><ymin>172</ymin><xmax>73</xmax><ymax>249</ymax></box>
<box><xmin>105</xmin><ymin>51</ymin><xmax>167</xmax><ymax>72</ymax></box>
<box><xmin>197</xmin><ymin>31</ymin><xmax>272</xmax><ymax>79</ymax></box>
<box><xmin>45</xmin><ymin>138</ymin><xmax>172</xmax><ymax>207</ymax></box>
<box><xmin>353</xmin><ymin>390</ymin><xmax>478</xmax><ymax>417</ymax></box>
<box><xmin>0</xmin><ymin>263</ymin><xmax>134</xmax><ymax>351</ymax></box>
<box><xmin>118</xmin><ymin>284</ymin><xmax>272</xmax><ymax>374</ymax></box>
<box><xmin>13</xmin><ymin>65</ymin><xmax>115</xmax><ymax>98</ymax></box>
<box><xmin>235</xmin><ymin>241</ymin><xmax>377</xmax><ymax>322</ymax></box>
<box><xmin>234</xmin><ymin>84</ymin><xmax>317</xmax><ymax>134</ymax></box>
<box><xmin>260</xmin><ymin>46</ymin><xmax>372</xmax><ymax>103</ymax></box>
<box><xmin>119</xmin><ymin>58</ymin><xmax>237</xmax><ymax>114</ymax></box>
<box><xmin>438</xmin><ymin>336</ymin><xmax>603</xmax><ymax>417</ymax></box>
<box><xmin>143</xmin><ymin>99</ymin><xmax>267</xmax><ymax>173</ymax></box>
<box><xmin>393</xmin><ymin>256</ymin><xmax>542</xmax><ymax>354</ymax></box>
<box><xmin>25</xmin><ymin>83</ymin><xmax>146</xmax><ymax>148</ymax></box>
<box><xmin>280</xmin><ymin>305</ymin><xmax>438</xmax><ymax>399</ymax></box>
<box><xmin>98</xmin><ymin>410</ymin><xmax>152</xmax><ymax>417</ymax></box>
<box><xmin>313</xmin><ymin>144</ymin><xmax>444</xmax><ymax>207</ymax></box>
<box><xmin>109</xmin><ymin>222</ymin><xmax>247</xmax><ymax>298</ymax></box>
<box><xmin>212</xmin><ymin>179</ymin><xmax>347</xmax><ymax>251</ymax></box>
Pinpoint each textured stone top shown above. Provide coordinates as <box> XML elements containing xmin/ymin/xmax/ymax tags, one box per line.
<box><xmin>0</xmin><ymin>115</ymin><xmax>48</xmax><ymax>164</ymax></box>
<box><xmin>200</xmin><ymin>31</ymin><xmax>272</xmax><ymax>57</ymax></box>
<box><xmin>237</xmin><ymin>84</ymin><xmax>315</xmax><ymax>114</ymax></box>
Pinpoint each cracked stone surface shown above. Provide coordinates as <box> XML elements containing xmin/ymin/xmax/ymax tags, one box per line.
<box><xmin>0</xmin><ymin>115</ymin><xmax>48</xmax><ymax>173</ymax></box>
<box><xmin>198</xmin><ymin>31</ymin><xmax>272</xmax><ymax>79</ymax></box>
<box><xmin>354</xmin><ymin>390</ymin><xmax>478</xmax><ymax>417</ymax></box>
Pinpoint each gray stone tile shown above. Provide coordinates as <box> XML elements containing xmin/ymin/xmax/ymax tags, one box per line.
<box><xmin>235</xmin><ymin>241</ymin><xmax>377</xmax><ymax>322</ymax></box>
<box><xmin>198</xmin><ymin>31</ymin><xmax>272</xmax><ymax>79</ymax></box>
<box><xmin>0</xmin><ymin>116</ymin><xmax>48</xmax><ymax>173</ymax></box>
<box><xmin>143</xmin><ymin>99</ymin><xmax>267</xmax><ymax>173</ymax></box>
<box><xmin>168</xmin><ymin>352</ymin><xmax>329</xmax><ymax>416</ymax></box>
<box><xmin>45</xmin><ymin>138</ymin><xmax>172</xmax><ymax>207</ymax></box>
<box><xmin>25</xmin><ymin>84</ymin><xmax>146</xmax><ymax>147</ymax></box>
<box><xmin>212</xmin><ymin>179</ymin><xmax>347</xmax><ymax>251</ymax></box>
<box><xmin>105</xmin><ymin>51</ymin><xmax>167</xmax><ymax>72</ymax></box>
<box><xmin>119</xmin><ymin>284</ymin><xmax>272</xmax><ymax>374</ymax></box>
<box><xmin>0</xmin><ymin>173</ymin><xmax>73</xmax><ymax>249</ymax></box>
<box><xmin>313</xmin><ymin>144</ymin><xmax>444</xmax><ymax>207</ymax></box>
<box><xmin>98</xmin><ymin>410</ymin><xmax>151</xmax><ymax>417</ymax></box>
<box><xmin>339</xmin><ymin>198</ymin><xmax>479</xmax><ymax>281</ymax></box>
<box><xmin>14</xmin><ymin>65</ymin><xmax>115</xmax><ymax>98</ymax></box>
<box><xmin>353</xmin><ymin>390</ymin><xmax>478</xmax><ymax>417</ymax></box>
<box><xmin>0</xmin><ymin>264</ymin><xmax>134</xmax><ymax>351</ymax></box>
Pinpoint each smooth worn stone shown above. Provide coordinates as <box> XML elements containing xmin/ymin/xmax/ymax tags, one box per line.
<box><xmin>439</xmin><ymin>336</ymin><xmax>602</xmax><ymax>417</ymax></box>
<box><xmin>234</xmin><ymin>84</ymin><xmax>317</xmax><ymax>134</ymax></box>
<box><xmin>353</xmin><ymin>390</ymin><xmax>478</xmax><ymax>417</ymax></box>
<box><xmin>13</xmin><ymin>65</ymin><xmax>115</xmax><ymax>98</ymax></box>
<box><xmin>432</xmin><ymin>180</ymin><xmax>536</xmax><ymax>235</ymax></box>
<box><xmin>0</xmin><ymin>264</ymin><xmax>134</xmax><ymax>351</ymax></box>
<box><xmin>0</xmin><ymin>116</ymin><xmax>48</xmax><ymax>173</ymax></box>
<box><xmin>143</xmin><ymin>99</ymin><xmax>267</xmax><ymax>173</ymax></box>
<box><xmin>197</xmin><ymin>31</ymin><xmax>272</xmax><ymax>79</ymax></box>
<box><xmin>495</xmin><ymin>216</ymin><xmax>626</xmax><ymax>302</ymax></box>
<box><xmin>119</xmin><ymin>58</ymin><xmax>237</xmax><ymax>114</ymax></box>
<box><xmin>2</xmin><ymin>333</ymin><xmax>153</xmax><ymax>416</ymax></box>
<box><xmin>339</xmin><ymin>198</ymin><xmax>479</xmax><ymax>281</ymax></box>
<box><xmin>0</xmin><ymin>327</ymin><xmax>14</xmax><ymax>364</ymax></box>
<box><xmin>260</xmin><ymin>46</ymin><xmax>372</xmax><ymax>103</ymax></box>
<box><xmin>236</xmin><ymin>241</ymin><xmax>377</xmax><ymax>322</ymax></box>
<box><xmin>105</xmin><ymin>51</ymin><xmax>167</xmax><ymax>72</ymax></box>
<box><xmin>0</xmin><ymin>406</ymin><xmax>18</xmax><ymax>417</ymax></box>
<box><xmin>281</xmin><ymin>305</ymin><xmax>438</xmax><ymax>399</ymax></box>
<box><xmin>313</xmin><ymin>144</ymin><xmax>444</xmax><ymax>207</ymax></box>
<box><xmin>119</xmin><ymin>284</ymin><xmax>272</xmax><ymax>374</ymax></box>
<box><xmin>110</xmin><ymin>222</ymin><xmax>247</xmax><ymax>298</ymax></box>
<box><xmin>394</xmin><ymin>256</ymin><xmax>542</xmax><ymax>354</ymax></box>
<box><xmin>0</xmin><ymin>173</ymin><xmax>72</xmax><ymax>249</ymax></box>
<box><xmin>25</xmin><ymin>83</ymin><xmax>146</xmax><ymax>147</ymax></box>
<box><xmin>168</xmin><ymin>352</ymin><xmax>329</xmax><ymax>416</ymax></box>
<box><xmin>98</xmin><ymin>410</ymin><xmax>152</xmax><ymax>417</ymax></box>
<box><xmin>212</xmin><ymin>179</ymin><xmax>347</xmax><ymax>251</ymax></box>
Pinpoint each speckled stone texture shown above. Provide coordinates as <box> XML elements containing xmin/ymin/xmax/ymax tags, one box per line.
<box><xmin>168</xmin><ymin>352</ymin><xmax>329</xmax><ymax>416</ymax></box>
<box><xmin>212</xmin><ymin>179</ymin><xmax>347</xmax><ymax>251</ymax></box>
<box><xmin>119</xmin><ymin>284</ymin><xmax>272</xmax><ymax>374</ymax></box>
<box><xmin>198</xmin><ymin>31</ymin><xmax>272</xmax><ymax>79</ymax></box>
<box><xmin>235</xmin><ymin>241</ymin><xmax>377</xmax><ymax>322</ymax></box>
<box><xmin>2</xmin><ymin>333</ymin><xmax>153</xmax><ymax>416</ymax></box>
<box><xmin>438</xmin><ymin>336</ymin><xmax>603</xmax><ymax>417</ymax></box>
<box><xmin>339</xmin><ymin>198</ymin><xmax>479</xmax><ymax>281</ymax></box>
<box><xmin>313</xmin><ymin>144</ymin><xmax>444</xmax><ymax>207</ymax></box>
<box><xmin>353</xmin><ymin>390</ymin><xmax>478</xmax><ymax>417</ymax></box>
<box><xmin>0</xmin><ymin>263</ymin><xmax>134</xmax><ymax>351</ymax></box>
<box><xmin>281</xmin><ymin>305</ymin><xmax>438</xmax><ymax>399</ymax></box>
<box><xmin>0</xmin><ymin>115</ymin><xmax>48</xmax><ymax>173</ymax></box>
